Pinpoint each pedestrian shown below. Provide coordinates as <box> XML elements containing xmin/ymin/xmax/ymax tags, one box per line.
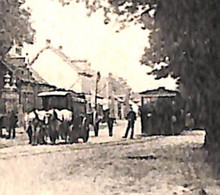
<box><xmin>92</xmin><ymin>107</ymin><xmax>102</xmax><ymax>137</ymax></box>
<box><xmin>122</xmin><ymin>106</ymin><xmax>136</xmax><ymax>139</ymax></box>
<box><xmin>26</xmin><ymin>121</ymin><xmax>33</xmax><ymax>144</ymax></box>
<box><xmin>104</xmin><ymin>109</ymin><xmax>115</xmax><ymax>137</ymax></box>
<box><xmin>185</xmin><ymin>112</ymin><xmax>194</xmax><ymax>131</ymax></box>
<box><xmin>6</xmin><ymin>110</ymin><xmax>17</xmax><ymax>139</ymax></box>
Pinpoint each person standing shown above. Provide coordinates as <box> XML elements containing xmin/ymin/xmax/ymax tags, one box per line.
<box><xmin>92</xmin><ymin>107</ymin><xmax>102</xmax><ymax>137</ymax></box>
<box><xmin>122</xmin><ymin>107</ymin><xmax>136</xmax><ymax>139</ymax></box>
<box><xmin>185</xmin><ymin>112</ymin><xmax>194</xmax><ymax>131</ymax></box>
<box><xmin>7</xmin><ymin>110</ymin><xmax>17</xmax><ymax>139</ymax></box>
<box><xmin>104</xmin><ymin>109</ymin><xmax>115</xmax><ymax>137</ymax></box>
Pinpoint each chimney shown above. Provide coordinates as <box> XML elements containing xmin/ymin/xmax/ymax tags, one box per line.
<box><xmin>46</xmin><ymin>39</ymin><xmax>51</xmax><ymax>47</ymax></box>
<box><xmin>108</xmin><ymin>73</ymin><xmax>113</xmax><ymax>78</ymax></box>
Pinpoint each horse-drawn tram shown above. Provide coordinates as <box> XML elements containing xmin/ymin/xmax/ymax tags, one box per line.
<box><xmin>26</xmin><ymin>90</ymin><xmax>90</xmax><ymax>145</ymax></box>
<box><xmin>38</xmin><ymin>90</ymin><xmax>87</xmax><ymax>115</ymax></box>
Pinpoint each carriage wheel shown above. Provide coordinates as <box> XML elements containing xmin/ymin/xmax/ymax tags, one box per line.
<box><xmin>82</xmin><ymin>117</ymin><xmax>89</xmax><ymax>143</ymax></box>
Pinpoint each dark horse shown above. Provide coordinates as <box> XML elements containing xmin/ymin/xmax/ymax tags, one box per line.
<box><xmin>0</xmin><ymin>111</ymin><xmax>18</xmax><ymax>139</ymax></box>
<box><xmin>47</xmin><ymin>110</ymin><xmax>62</xmax><ymax>144</ymax></box>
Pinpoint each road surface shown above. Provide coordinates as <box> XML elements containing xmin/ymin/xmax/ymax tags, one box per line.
<box><xmin>0</xmin><ymin>118</ymin><xmax>220</xmax><ymax>195</ymax></box>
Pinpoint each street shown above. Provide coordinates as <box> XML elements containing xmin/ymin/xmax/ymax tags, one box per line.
<box><xmin>0</xmin><ymin>118</ymin><xmax>220</xmax><ymax>195</ymax></box>
<box><xmin>0</xmin><ymin>118</ymin><xmax>142</xmax><ymax>148</ymax></box>
<box><xmin>0</xmin><ymin>118</ymin><xmax>142</xmax><ymax>159</ymax></box>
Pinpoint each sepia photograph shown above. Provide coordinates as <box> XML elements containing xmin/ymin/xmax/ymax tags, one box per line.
<box><xmin>0</xmin><ymin>0</ymin><xmax>219</xmax><ymax>194</ymax></box>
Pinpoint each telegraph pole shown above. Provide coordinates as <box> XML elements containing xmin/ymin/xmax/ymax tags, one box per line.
<box><xmin>95</xmin><ymin>71</ymin><xmax>101</xmax><ymax>110</ymax></box>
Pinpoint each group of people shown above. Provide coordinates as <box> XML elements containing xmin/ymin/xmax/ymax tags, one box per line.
<box><xmin>0</xmin><ymin>106</ymin><xmax>137</xmax><ymax>142</ymax></box>
<box><xmin>93</xmin><ymin>106</ymin><xmax>137</xmax><ymax>139</ymax></box>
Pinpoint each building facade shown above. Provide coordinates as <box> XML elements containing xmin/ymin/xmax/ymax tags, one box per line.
<box><xmin>0</xmin><ymin>57</ymin><xmax>56</xmax><ymax>126</ymax></box>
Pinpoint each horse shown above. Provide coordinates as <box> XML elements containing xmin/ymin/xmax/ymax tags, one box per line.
<box><xmin>25</xmin><ymin>108</ymin><xmax>90</xmax><ymax>145</ymax></box>
<box><xmin>54</xmin><ymin>109</ymin><xmax>73</xmax><ymax>143</ymax></box>
<box><xmin>46</xmin><ymin>110</ymin><xmax>63</xmax><ymax>144</ymax></box>
<box><xmin>25</xmin><ymin>108</ymin><xmax>74</xmax><ymax>145</ymax></box>
<box><xmin>24</xmin><ymin>109</ymin><xmax>50</xmax><ymax>145</ymax></box>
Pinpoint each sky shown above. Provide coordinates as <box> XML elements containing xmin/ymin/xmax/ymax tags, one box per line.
<box><xmin>22</xmin><ymin>0</ymin><xmax>177</xmax><ymax>92</ymax></box>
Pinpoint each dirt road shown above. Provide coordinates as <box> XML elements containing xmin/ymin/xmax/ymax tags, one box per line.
<box><xmin>0</xmin><ymin>120</ymin><xmax>220</xmax><ymax>195</ymax></box>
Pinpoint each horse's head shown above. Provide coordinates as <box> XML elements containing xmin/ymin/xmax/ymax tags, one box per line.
<box><xmin>44</xmin><ymin>113</ymin><xmax>51</xmax><ymax>125</ymax></box>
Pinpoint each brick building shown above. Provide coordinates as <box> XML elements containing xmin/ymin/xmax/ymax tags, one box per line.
<box><xmin>0</xmin><ymin>57</ymin><xmax>56</xmax><ymax>118</ymax></box>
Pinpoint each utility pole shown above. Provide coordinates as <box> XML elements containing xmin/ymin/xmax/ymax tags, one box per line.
<box><xmin>95</xmin><ymin>71</ymin><xmax>101</xmax><ymax>110</ymax></box>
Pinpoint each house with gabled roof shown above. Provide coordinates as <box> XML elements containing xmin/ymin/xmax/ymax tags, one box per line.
<box><xmin>22</xmin><ymin>40</ymin><xmax>137</xmax><ymax>119</ymax></box>
<box><xmin>28</xmin><ymin>40</ymin><xmax>96</xmax><ymax>94</ymax></box>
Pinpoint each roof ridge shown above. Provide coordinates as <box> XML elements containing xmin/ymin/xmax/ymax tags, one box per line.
<box><xmin>28</xmin><ymin>44</ymin><xmax>89</xmax><ymax>73</ymax></box>
<box><xmin>49</xmin><ymin>46</ymin><xmax>81</xmax><ymax>72</ymax></box>
<box><xmin>29</xmin><ymin>47</ymin><xmax>48</xmax><ymax>66</ymax></box>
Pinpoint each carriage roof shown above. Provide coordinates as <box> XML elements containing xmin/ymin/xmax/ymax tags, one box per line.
<box><xmin>38</xmin><ymin>90</ymin><xmax>86</xmax><ymax>106</ymax></box>
<box><xmin>38</xmin><ymin>90</ymin><xmax>85</xmax><ymax>98</ymax></box>
<box><xmin>38</xmin><ymin>91</ymin><xmax>70</xmax><ymax>97</ymax></box>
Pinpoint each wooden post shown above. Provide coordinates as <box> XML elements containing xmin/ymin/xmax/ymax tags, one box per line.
<box><xmin>95</xmin><ymin>71</ymin><xmax>101</xmax><ymax>110</ymax></box>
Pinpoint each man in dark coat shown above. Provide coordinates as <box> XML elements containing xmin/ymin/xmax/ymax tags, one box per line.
<box><xmin>7</xmin><ymin>110</ymin><xmax>18</xmax><ymax>139</ymax></box>
<box><xmin>92</xmin><ymin>108</ymin><xmax>102</xmax><ymax>137</ymax></box>
<box><xmin>107</xmin><ymin>118</ymin><xmax>115</xmax><ymax>137</ymax></box>
<box><xmin>122</xmin><ymin>107</ymin><xmax>136</xmax><ymax>139</ymax></box>
<box><xmin>104</xmin><ymin>109</ymin><xmax>115</xmax><ymax>137</ymax></box>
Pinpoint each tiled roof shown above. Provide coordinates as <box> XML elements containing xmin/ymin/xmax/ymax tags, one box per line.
<box><xmin>29</xmin><ymin>45</ymin><xmax>92</xmax><ymax>75</ymax></box>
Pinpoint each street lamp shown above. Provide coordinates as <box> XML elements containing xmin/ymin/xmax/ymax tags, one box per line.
<box><xmin>4</xmin><ymin>71</ymin><xmax>11</xmax><ymax>88</ymax></box>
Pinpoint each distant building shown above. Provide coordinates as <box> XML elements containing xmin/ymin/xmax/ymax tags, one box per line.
<box><xmin>97</xmin><ymin>73</ymin><xmax>135</xmax><ymax>119</ymax></box>
<box><xmin>4</xmin><ymin>41</ymin><xmax>137</xmax><ymax>120</ymax></box>
<box><xmin>28</xmin><ymin>40</ymin><xmax>95</xmax><ymax>93</ymax></box>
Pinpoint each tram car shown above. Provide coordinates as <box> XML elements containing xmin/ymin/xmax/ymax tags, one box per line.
<box><xmin>37</xmin><ymin>90</ymin><xmax>90</xmax><ymax>143</ymax></box>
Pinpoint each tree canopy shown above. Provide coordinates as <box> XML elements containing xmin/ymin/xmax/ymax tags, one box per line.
<box><xmin>0</xmin><ymin>0</ymin><xmax>34</xmax><ymax>59</ymax></box>
<box><xmin>113</xmin><ymin>0</ymin><xmax>220</xmax><ymax>174</ymax></box>
<box><xmin>60</xmin><ymin>0</ymin><xmax>220</xmax><ymax>173</ymax></box>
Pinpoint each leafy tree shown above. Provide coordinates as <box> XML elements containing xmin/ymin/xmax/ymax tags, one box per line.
<box><xmin>0</xmin><ymin>0</ymin><xmax>34</xmax><ymax>59</ymax></box>
<box><xmin>60</xmin><ymin>0</ymin><xmax>220</xmax><ymax>174</ymax></box>
<box><xmin>115</xmin><ymin>0</ymin><xmax>220</xmax><ymax>174</ymax></box>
